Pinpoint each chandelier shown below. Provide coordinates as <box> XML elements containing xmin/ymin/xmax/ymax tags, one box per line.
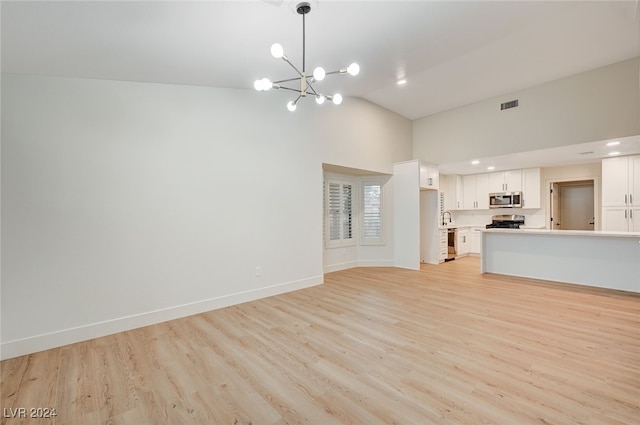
<box><xmin>253</xmin><ymin>1</ymin><xmax>359</xmax><ymax>111</ymax></box>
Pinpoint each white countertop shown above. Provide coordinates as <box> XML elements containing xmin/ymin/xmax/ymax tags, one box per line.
<box><xmin>438</xmin><ymin>224</ymin><xmax>486</xmax><ymax>230</ymax></box>
<box><xmin>483</xmin><ymin>228</ymin><xmax>640</xmax><ymax>239</ymax></box>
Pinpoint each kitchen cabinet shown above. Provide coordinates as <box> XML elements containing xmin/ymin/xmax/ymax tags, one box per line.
<box><xmin>522</xmin><ymin>168</ymin><xmax>541</xmax><ymax>209</ymax></box>
<box><xmin>393</xmin><ymin>161</ymin><xmax>421</xmax><ymax>269</ymax></box>
<box><xmin>602</xmin><ymin>155</ymin><xmax>640</xmax><ymax>207</ymax></box>
<box><xmin>602</xmin><ymin>155</ymin><xmax>640</xmax><ymax>231</ymax></box>
<box><xmin>441</xmin><ymin>174</ymin><xmax>463</xmax><ymax>210</ymax></box>
<box><xmin>439</xmin><ymin>229</ymin><xmax>448</xmax><ymax>262</ymax></box>
<box><xmin>463</xmin><ymin>174</ymin><xmax>489</xmax><ymax>209</ymax></box>
<box><xmin>489</xmin><ymin>170</ymin><xmax>522</xmax><ymax>193</ymax></box>
<box><xmin>456</xmin><ymin>228</ymin><xmax>470</xmax><ymax>256</ymax></box>
<box><xmin>420</xmin><ymin>162</ymin><xmax>439</xmax><ymax>190</ymax></box>
<box><xmin>602</xmin><ymin>206</ymin><xmax>640</xmax><ymax>232</ymax></box>
<box><xmin>394</xmin><ymin>160</ymin><xmax>441</xmax><ymax>269</ymax></box>
<box><xmin>470</xmin><ymin>226</ymin><xmax>483</xmax><ymax>254</ymax></box>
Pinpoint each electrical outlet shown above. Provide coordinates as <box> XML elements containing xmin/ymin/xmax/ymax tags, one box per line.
<box><xmin>255</xmin><ymin>266</ymin><xmax>262</xmax><ymax>277</ymax></box>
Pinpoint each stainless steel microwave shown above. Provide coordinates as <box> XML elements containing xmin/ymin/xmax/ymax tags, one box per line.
<box><xmin>489</xmin><ymin>192</ymin><xmax>523</xmax><ymax>208</ymax></box>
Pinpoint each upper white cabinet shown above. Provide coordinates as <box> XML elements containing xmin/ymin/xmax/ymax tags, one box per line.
<box><xmin>463</xmin><ymin>173</ymin><xmax>489</xmax><ymax>209</ymax></box>
<box><xmin>489</xmin><ymin>170</ymin><xmax>522</xmax><ymax>193</ymax></box>
<box><xmin>419</xmin><ymin>162</ymin><xmax>439</xmax><ymax>190</ymax></box>
<box><xmin>441</xmin><ymin>174</ymin><xmax>463</xmax><ymax>210</ymax></box>
<box><xmin>602</xmin><ymin>155</ymin><xmax>640</xmax><ymax>232</ymax></box>
<box><xmin>522</xmin><ymin>168</ymin><xmax>541</xmax><ymax>209</ymax></box>
<box><xmin>457</xmin><ymin>168</ymin><xmax>539</xmax><ymax>210</ymax></box>
<box><xmin>602</xmin><ymin>155</ymin><xmax>640</xmax><ymax>207</ymax></box>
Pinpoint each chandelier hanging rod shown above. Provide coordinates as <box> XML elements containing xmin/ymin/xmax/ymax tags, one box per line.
<box><xmin>254</xmin><ymin>1</ymin><xmax>359</xmax><ymax>111</ymax></box>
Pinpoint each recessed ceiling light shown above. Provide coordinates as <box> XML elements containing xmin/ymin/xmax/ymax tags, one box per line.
<box><xmin>608</xmin><ymin>151</ymin><xmax>620</xmax><ymax>156</ymax></box>
<box><xmin>606</xmin><ymin>141</ymin><xmax>620</xmax><ymax>146</ymax></box>
<box><xmin>397</xmin><ymin>79</ymin><xmax>407</xmax><ymax>85</ymax></box>
<box><xmin>471</xmin><ymin>160</ymin><xmax>480</xmax><ymax>165</ymax></box>
<box><xmin>487</xmin><ymin>166</ymin><xmax>495</xmax><ymax>170</ymax></box>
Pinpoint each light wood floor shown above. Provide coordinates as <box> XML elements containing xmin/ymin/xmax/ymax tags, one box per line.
<box><xmin>2</xmin><ymin>257</ymin><xmax>639</xmax><ymax>424</ymax></box>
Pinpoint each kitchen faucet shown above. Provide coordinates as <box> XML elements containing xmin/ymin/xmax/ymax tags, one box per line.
<box><xmin>442</xmin><ymin>211</ymin><xmax>452</xmax><ymax>226</ymax></box>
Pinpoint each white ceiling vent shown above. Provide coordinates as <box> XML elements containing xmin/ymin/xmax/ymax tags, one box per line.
<box><xmin>500</xmin><ymin>99</ymin><xmax>519</xmax><ymax>110</ymax></box>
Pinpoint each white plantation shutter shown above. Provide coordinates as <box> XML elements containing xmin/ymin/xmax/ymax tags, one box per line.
<box><xmin>326</xmin><ymin>179</ymin><xmax>354</xmax><ymax>246</ymax></box>
<box><xmin>328</xmin><ymin>182</ymin><xmax>342</xmax><ymax>240</ymax></box>
<box><xmin>362</xmin><ymin>183</ymin><xmax>382</xmax><ymax>239</ymax></box>
<box><xmin>361</xmin><ymin>180</ymin><xmax>384</xmax><ymax>244</ymax></box>
<box><xmin>342</xmin><ymin>184</ymin><xmax>353</xmax><ymax>239</ymax></box>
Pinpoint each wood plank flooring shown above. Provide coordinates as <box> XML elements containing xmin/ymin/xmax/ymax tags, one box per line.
<box><xmin>2</xmin><ymin>257</ymin><xmax>639</xmax><ymax>424</ymax></box>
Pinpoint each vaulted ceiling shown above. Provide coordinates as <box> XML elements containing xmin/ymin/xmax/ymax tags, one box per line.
<box><xmin>3</xmin><ymin>1</ymin><xmax>639</xmax><ymax>120</ymax></box>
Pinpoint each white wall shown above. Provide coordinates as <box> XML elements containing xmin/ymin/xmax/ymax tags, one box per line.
<box><xmin>1</xmin><ymin>74</ymin><xmax>411</xmax><ymax>359</ymax></box>
<box><xmin>542</xmin><ymin>162</ymin><xmax>601</xmax><ymax>183</ymax></box>
<box><xmin>413</xmin><ymin>58</ymin><xmax>640</xmax><ymax>165</ymax></box>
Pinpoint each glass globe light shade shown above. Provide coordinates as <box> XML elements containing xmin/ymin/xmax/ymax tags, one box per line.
<box><xmin>332</xmin><ymin>94</ymin><xmax>343</xmax><ymax>105</ymax></box>
<box><xmin>261</xmin><ymin>78</ymin><xmax>272</xmax><ymax>91</ymax></box>
<box><xmin>287</xmin><ymin>101</ymin><xmax>297</xmax><ymax>112</ymax></box>
<box><xmin>271</xmin><ymin>43</ymin><xmax>284</xmax><ymax>59</ymax></box>
<box><xmin>315</xmin><ymin>95</ymin><xmax>325</xmax><ymax>105</ymax></box>
<box><xmin>313</xmin><ymin>67</ymin><xmax>326</xmax><ymax>81</ymax></box>
<box><xmin>347</xmin><ymin>63</ymin><xmax>360</xmax><ymax>76</ymax></box>
<box><xmin>254</xmin><ymin>79</ymin><xmax>263</xmax><ymax>91</ymax></box>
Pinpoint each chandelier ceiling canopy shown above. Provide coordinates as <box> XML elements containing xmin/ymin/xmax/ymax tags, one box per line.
<box><xmin>254</xmin><ymin>1</ymin><xmax>359</xmax><ymax>112</ymax></box>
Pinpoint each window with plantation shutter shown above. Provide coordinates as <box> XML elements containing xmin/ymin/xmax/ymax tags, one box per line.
<box><xmin>361</xmin><ymin>180</ymin><xmax>384</xmax><ymax>244</ymax></box>
<box><xmin>326</xmin><ymin>179</ymin><xmax>354</xmax><ymax>247</ymax></box>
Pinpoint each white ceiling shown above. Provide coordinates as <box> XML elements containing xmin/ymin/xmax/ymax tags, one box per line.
<box><xmin>438</xmin><ymin>134</ymin><xmax>640</xmax><ymax>175</ymax></box>
<box><xmin>2</xmin><ymin>0</ymin><xmax>640</xmax><ymax>171</ymax></box>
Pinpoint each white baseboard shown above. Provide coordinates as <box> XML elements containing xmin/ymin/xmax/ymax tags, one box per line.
<box><xmin>357</xmin><ymin>259</ymin><xmax>394</xmax><ymax>267</ymax></box>
<box><xmin>1</xmin><ymin>275</ymin><xmax>322</xmax><ymax>360</ymax></box>
<box><xmin>324</xmin><ymin>259</ymin><xmax>394</xmax><ymax>273</ymax></box>
<box><xmin>323</xmin><ymin>260</ymin><xmax>358</xmax><ymax>273</ymax></box>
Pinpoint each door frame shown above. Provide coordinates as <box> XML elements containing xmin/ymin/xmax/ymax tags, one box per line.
<box><xmin>546</xmin><ymin>177</ymin><xmax>600</xmax><ymax>231</ymax></box>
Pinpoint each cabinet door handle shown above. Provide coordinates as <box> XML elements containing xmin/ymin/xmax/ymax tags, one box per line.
<box><xmin>631</xmin><ymin>209</ymin><xmax>633</xmax><ymax>219</ymax></box>
<box><xmin>625</xmin><ymin>209</ymin><xmax>628</xmax><ymax>219</ymax></box>
<box><xmin>630</xmin><ymin>194</ymin><xmax>633</xmax><ymax>204</ymax></box>
<box><xmin>625</xmin><ymin>194</ymin><xmax>628</xmax><ymax>205</ymax></box>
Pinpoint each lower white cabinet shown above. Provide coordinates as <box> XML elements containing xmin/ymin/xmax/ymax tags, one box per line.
<box><xmin>470</xmin><ymin>227</ymin><xmax>483</xmax><ymax>254</ymax></box>
<box><xmin>439</xmin><ymin>229</ymin><xmax>448</xmax><ymax>262</ymax></box>
<box><xmin>602</xmin><ymin>206</ymin><xmax>640</xmax><ymax>232</ymax></box>
<box><xmin>457</xmin><ymin>228</ymin><xmax>470</xmax><ymax>256</ymax></box>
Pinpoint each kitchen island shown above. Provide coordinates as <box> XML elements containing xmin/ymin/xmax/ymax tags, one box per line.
<box><xmin>481</xmin><ymin>228</ymin><xmax>640</xmax><ymax>293</ymax></box>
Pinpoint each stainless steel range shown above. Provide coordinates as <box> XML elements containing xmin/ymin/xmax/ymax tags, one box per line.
<box><xmin>486</xmin><ymin>214</ymin><xmax>525</xmax><ymax>229</ymax></box>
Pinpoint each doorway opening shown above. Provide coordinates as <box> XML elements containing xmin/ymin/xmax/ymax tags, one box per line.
<box><xmin>549</xmin><ymin>180</ymin><xmax>595</xmax><ymax>230</ymax></box>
